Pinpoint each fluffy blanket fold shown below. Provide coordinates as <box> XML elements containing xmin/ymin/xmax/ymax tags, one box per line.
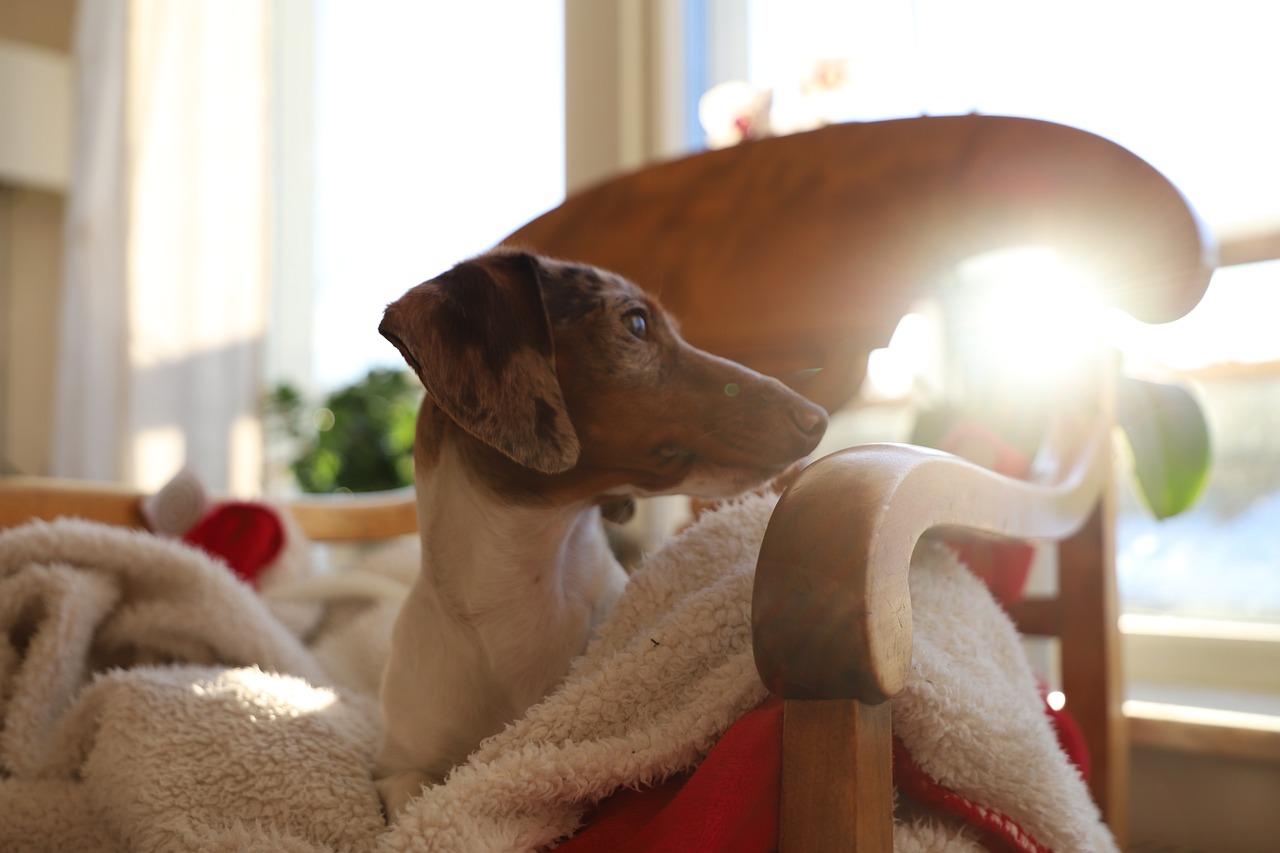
<box><xmin>0</xmin><ymin>496</ymin><xmax>1115</xmax><ymax>852</ymax></box>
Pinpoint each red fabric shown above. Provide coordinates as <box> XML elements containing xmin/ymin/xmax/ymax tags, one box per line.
<box><xmin>562</xmin><ymin>692</ymin><xmax>1089</xmax><ymax>853</ymax></box>
<box><xmin>1046</xmin><ymin>695</ymin><xmax>1091</xmax><ymax>781</ymax></box>
<box><xmin>559</xmin><ymin>696</ymin><xmax>782</xmax><ymax>853</ymax></box>
<box><xmin>182</xmin><ymin>502</ymin><xmax>285</xmax><ymax>588</ymax></box>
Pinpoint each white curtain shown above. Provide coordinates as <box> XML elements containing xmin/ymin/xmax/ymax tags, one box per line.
<box><xmin>54</xmin><ymin>0</ymin><xmax>270</xmax><ymax>495</ymax></box>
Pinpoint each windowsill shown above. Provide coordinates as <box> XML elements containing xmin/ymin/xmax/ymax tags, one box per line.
<box><xmin>1128</xmin><ymin>681</ymin><xmax>1280</xmax><ymax>717</ymax></box>
<box><xmin>1123</xmin><ymin>615</ymin><xmax>1280</xmax><ymax>763</ymax></box>
<box><xmin>1125</xmin><ymin>694</ymin><xmax>1280</xmax><ymax>764</ymax></box>
<box><xmin>1122</xmin><ymin>614</ymin><xmax>1280</xmax><ymax>694</ymax></box>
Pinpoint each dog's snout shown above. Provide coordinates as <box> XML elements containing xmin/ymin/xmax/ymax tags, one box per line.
<box><xmin>790</xmin><ymin>400</ymin><xmax>828</xmax><ymax>440</ymax></box>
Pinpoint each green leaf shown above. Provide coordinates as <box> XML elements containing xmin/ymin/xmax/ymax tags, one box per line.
<box><xmin>272</xmin><ymin>367</ymin><xmax>423</xmax><ymax>494</ymax></box>
<box><xmin>1116</xmin><ymin>375</ymin><xmax>1211</xmax><ymax>519</ymax></box>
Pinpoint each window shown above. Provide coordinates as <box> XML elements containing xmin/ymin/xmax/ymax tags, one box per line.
<box><xmin>691</xmin><ymin>0</ymin><xmax>1280</xmax><ymax>728</ymax></box>
<box><xmin>271</xmin><ymin>0</ymin><xmax>566</xmax><ymax>394</ymax></box>
<box><xmin>1115</xmin><ymin>260</ymin><xmax>1280</xmax><ymax>626</ymax></box>
<box><xmin>266</xmin><ymin>0</ymin><xmax>565</xmax><ymax>492</ymax></box>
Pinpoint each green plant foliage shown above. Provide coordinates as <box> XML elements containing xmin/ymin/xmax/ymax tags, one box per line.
<box><xmin>1115</xmin><ymin>375</ymin><xmax>1212</xmax><ymax>519</ymax></box>
<box><xmin>265</xmin><ymin>368</ymin><xmax>422</xmax><ymax>494</ymax></box>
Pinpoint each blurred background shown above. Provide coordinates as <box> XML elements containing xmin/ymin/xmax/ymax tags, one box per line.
<box><xmin>2</xmin><ymin>3</ymin><xmax>1279</xmax><ymax>846</ymax></box>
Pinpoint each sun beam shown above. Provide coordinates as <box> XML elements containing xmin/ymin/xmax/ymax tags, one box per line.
<box><xmin>955</xmin><ymin>246</ymin><xmax>1104</xmax><ymax>388</ymax></box>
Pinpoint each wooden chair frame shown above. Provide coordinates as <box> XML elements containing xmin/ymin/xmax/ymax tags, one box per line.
<box><xmin>0</xmin><ymin>114</ymin><xmax>1213</xmax><ymax>850</ymax></box>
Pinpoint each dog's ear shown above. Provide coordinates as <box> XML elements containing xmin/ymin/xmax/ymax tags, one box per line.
<box><xmin>379</xmin><ymin>251</ymin><xmax>580</xmax><ymax>474</ymax></box>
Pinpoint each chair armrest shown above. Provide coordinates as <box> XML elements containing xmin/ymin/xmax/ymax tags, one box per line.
<box><xmin>753</xmin><ymin>427</ymin><xmax>1107</xmax><ymax>703</ymax></box>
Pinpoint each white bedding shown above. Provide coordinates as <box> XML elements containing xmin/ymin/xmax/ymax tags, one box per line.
<box><xmin>0</xmin><ymin>495</ymin><xmax>1115</xmax><ymax>852</ymax></box>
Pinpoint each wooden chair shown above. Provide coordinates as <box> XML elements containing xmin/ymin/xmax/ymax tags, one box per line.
<box><xmin>0</xmin><ymin>114</ymin><xmax>1212</xmax><ymax>850</ymax></box>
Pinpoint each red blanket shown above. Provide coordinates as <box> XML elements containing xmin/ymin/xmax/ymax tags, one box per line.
<box><xmin>562</xmin><ymin>687</ymin><xmax>1087</xmax><ymax>852</ymax></box>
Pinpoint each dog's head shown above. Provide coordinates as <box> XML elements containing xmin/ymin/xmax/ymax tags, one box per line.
<box><xmin>380</xmin><ymin>250</ymin><xmax>828</xmax><ymax>502</ymax></box>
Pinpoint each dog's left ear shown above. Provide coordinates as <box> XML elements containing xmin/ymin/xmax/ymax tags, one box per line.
<box><xmin>379</xmin><ymin>251</ymin><xmax>580</xmax><ymax>474</ymax></box>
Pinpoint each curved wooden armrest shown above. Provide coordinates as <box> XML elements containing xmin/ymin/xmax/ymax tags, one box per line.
<box><xmin>753</xmin><ymin>426</ymin><xmax>1107</xmax><ymax>704</ymax></box>
<box><xmin>0</xmin><ymin>476</ymin><xmax>418</xmax><ymax>544</ymax></box>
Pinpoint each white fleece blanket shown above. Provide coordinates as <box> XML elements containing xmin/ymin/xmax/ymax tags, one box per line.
<box><xmin>0</xmin><ymin>496</ymin><xmax>1116</xmax><ymax>852</ymax></box>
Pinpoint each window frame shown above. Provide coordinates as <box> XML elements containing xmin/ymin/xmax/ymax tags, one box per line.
<box><xmin>1119</xmin><ymin>229</ymin><xmax>1280</xmax><ymax>760</ymax></box>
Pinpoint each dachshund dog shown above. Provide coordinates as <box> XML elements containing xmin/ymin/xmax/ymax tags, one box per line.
<box><xmin>372</xmin><ymin>250</ymin><xmax>827</xmax><ymax>818</ymax></box>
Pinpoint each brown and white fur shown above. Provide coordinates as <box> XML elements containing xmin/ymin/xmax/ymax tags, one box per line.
<box><xmin>371</xmin><ymin>250</ymin><xmax>827</xmax><ymax>819</ymax></box>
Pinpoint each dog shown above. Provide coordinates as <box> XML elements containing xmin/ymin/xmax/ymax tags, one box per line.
<box><xmin>371</xmin><ymin>249</ymin><xmax>828</xmax><ymax>819</ymax></box>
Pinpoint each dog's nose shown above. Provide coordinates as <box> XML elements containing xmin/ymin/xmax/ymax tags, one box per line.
<box><xmin>791</xmin><ymin>401</ymin><xmax>829</xmax><ymax>440</ymax></box>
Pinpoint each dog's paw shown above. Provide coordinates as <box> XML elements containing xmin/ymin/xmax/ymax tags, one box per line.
<box><xmin>375</xmin><ymin>769</ymin><xmax>433</xmax><ymax>823</ymax></box>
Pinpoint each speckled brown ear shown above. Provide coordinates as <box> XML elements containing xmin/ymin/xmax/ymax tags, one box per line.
<box><xmin>379</xmin><ymin>251</ymin><xmax>580</xmax><ymax>474</ymax></box>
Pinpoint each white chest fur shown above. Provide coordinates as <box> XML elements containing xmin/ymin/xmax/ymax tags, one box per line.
<box><xmin>373</xmin><ymin>447</ymin><xmax>628</xmax><ymax>812</ymax></box>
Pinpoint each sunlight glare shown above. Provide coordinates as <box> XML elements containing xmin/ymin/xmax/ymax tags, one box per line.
<box><xmin>865</xmin><ymin>311</ymin><xmax>933</xmax><ymax>398</ymax></box>
<box><xmin>956</xmin><ymin>247</ymin><xmax>1103</xmax><ymax>386</ymax></box>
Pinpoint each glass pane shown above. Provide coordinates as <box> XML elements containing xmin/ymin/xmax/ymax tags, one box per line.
<box><xmin>1116</xmin><ymin>260</ymin><xmax>1280</xmax><ymax>623</ymax></box>
<box><xmin>311</xmin><ymin>0</ymin><xmax>566</xmax><ymax>390</ymax></box>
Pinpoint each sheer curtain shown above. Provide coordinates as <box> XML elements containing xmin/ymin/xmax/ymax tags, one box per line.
<box><xmin>54</xmin><ymin>0</ymin><xmax>270</xmax><ymax>495</ymax></box>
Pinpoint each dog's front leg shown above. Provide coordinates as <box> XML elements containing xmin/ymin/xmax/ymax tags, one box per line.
<box><xmin>372</xmin><ymin>577</ymin><xmax>496</xmax><ymax>821</ymax></box>
<box><xmin>375</xmin><ymin>768</ymin><xmax>434</xmax><ymax>821</ymax></box>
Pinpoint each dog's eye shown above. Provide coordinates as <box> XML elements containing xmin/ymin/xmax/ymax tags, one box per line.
<box><xmin>622</xmin><ymin>308</ymin><xmax>650</xmax><ymax>340</ymax></box>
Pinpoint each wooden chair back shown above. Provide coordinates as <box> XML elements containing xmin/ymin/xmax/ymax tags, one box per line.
<box><xmin>506</xmin><ymin>114</ymin><xmax>1210</xmax><ymax>415</ymax></box>
<box><xmin>0</xmin><ymin>114</ymin><xmax>1213</xmax><ymax>850</ymax></box>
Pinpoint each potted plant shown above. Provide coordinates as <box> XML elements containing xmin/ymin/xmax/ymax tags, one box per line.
<box><xmin>264</xmin><ymin>368</ymin><xmax>422</xmax><ymax>494</ymax></box>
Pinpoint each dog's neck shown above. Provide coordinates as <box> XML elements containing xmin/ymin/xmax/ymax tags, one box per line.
<box><xmin>414</xmin><ymin>442</ymin><xmax>620</xmax><ymax>623</ymax></box>
<box><xmin>407</xmin><ymin>409</ymin><xmax>626</xmax><ymax>702</ymax></box>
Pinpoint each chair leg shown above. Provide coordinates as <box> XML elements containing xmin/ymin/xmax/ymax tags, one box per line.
<box><xmin>779</xmin><ymin>698</ymin><xmax>894</xmax><ymax>852</ymax></box>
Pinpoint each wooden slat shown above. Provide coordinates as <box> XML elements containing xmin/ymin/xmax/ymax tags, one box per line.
<box><xmin>779</xmin><ymin>699</ymin><xmax>894</xmax><ymax>853</ymax></box>
<box><xmin>1059</xmin><ymin>498</ymin><xmax>1129</xmax><ymax>845</ymax></box>
<box><xmin>1218</xmin><ymin>229</ymin><xmax>1280</xmax><ymax>267</ymax></box>
<box><xmin>1127</xmin><ymin>702</ymin><xmax>1280</xmax><ymax>764</ymax></box>
<box><xmin>1006</xmin><ymin>596</ymin><xmax>1062</xmax><ymax>637</ymax></box>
